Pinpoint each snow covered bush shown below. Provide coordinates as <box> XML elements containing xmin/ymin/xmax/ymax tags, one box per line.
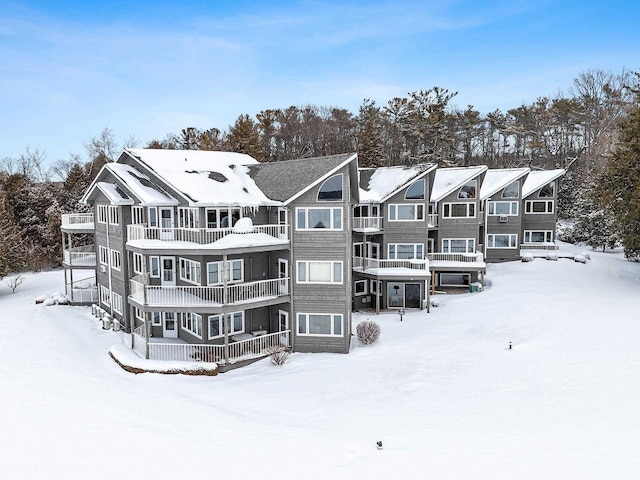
<box><xmin>574</xmin><ymin>255</ymin><xmax>588</xmax><ymax>264</ymax></box>
<box><xmin>267</xmin><ymin>345</ymin><xmax>290</xmax><ymax>366</ymax></box>
<box><xmin>356</xmin><ymin>320</ymin><xmax>380</xmax><ymax>345</ymax></box>
<box><xmin>521</xmin><ymin>253</ymin><xmax>534</xmax><ymax>262</ymax></box>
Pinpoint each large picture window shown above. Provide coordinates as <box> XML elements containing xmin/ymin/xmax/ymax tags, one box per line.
<box><xmin>179</xmin><ymin>312</ymin><xmax>202</xmax><ymax>338</ymax></box>
<box><xmin>388</xmin><ymin>204</ymin><xmax>424</xmax><ymax>221</ymax></box>
<box><xmin>296</xmin><ymin>207</ymin><xmax>342</xmax><ymax>230</ymax></box>
<box><xmin>297</xmin><ymin>313</ymin><xmax>343</xmax><ymax>337</ymax></box>
<box><xmin>488</xmin><ymin>201</ymin><xmax>518</xmax><ymax>216</ymax></box>
<box><xmin>525</xmin><ymin>200</ymin><xmax>554</xmax><ymax>214</ymax></box>
<box><xmin>297</xmin><ymin>261</ymin><xmax>343</xmax><ymax>284</ymax></box>
<box><xmin>388</xmin><ymin>244</ymin><xmax>424</xmax><ymax>260</ymax></box>
<box><xmin>179</xmin><ymin>258</ymin><xmax>201</xmax><ymax>284</ymax></box>
<box><xmin>206</xmin><ymin>259</ymin><xmax>243</xmax><ymax>285</ymax></box>
<box><xmin>442</xmin><ymin>238</ymin><xmax>475</xmax><ymax>253</ymax></box>
<box><xmin>317</xmin><ymin>174</ymin><xmax>343</xmax><ymax>201</ymax></box>
<box><xmin>487</xmin><ymin>234</ymin><xmax>518</xmax><ymax>248</ymax></box>
<box><xmin>442</xmin><ymin>203</ymin><xmax>475</xmax><ymax>218</ymax></box>
<box><xmin>524</xmin><ymin>230</ymin><xmax>553</xmax><ymax>243</ymax></box>
<box><xmin>208</xmin><ymin>311</ymin><xmax>244</xmax><ymax>339</ymax></box>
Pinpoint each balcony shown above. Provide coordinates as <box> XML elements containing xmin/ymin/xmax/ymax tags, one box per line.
<box><xmin>427</xmin><ymin>213</ymin><xmax>438</xmax><ymax>227</ymax></box>
<box><xmin>127</xmin><ymin>224</ymin><xmax>289</xmax><ymax>251</ymax></box>
<box><xmin>63</xmin><ymin>245</ymin><xmax>96</xmax><ymax>267</ymax></box>
<box><xmin>61</xmin><ymin>213</ymin><xmax>94</xmax><ymax>232</ymax></box>
<box><xmin>353</xmin><ymin>257</ymin><xmax>430</xmax><ymax>277</ymax></box>
<box><xmin>352</xmin><ymin>217</ymin><xmax>383</xmax><ymax>233</ymax></box>
<box><xmin>427</xmin><ymin>252</ymin><xmax>486</xmax><ymax>270</ymax></box>
<box><xmin>129</xmin><ymin>276</ymin><xmax>290</xmax><ymax>308</ymax></box>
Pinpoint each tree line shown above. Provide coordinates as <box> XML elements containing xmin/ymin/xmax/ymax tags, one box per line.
<box><xmin>1</xmin><ymin>68</ymin><xmax>639</xmax><ymax>278</ymax></box>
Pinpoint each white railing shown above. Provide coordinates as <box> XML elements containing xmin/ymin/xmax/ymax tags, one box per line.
<box><xmin>63</xmin><ymin>245</ymin><xmax>96</xmax><ymax>266</ymax></box>
<box><xmin>427</xmin><ymin>214</ymin><xmax>438</xmax><ymax>227</ymax></box>
<box><xmin>132</xmin><ymin>324</ymin><xmax>147</xmax><ymax>357</ymax></box>
<box><xmin>227</xmin><ymin>278</ymin><xmax>289</xmax><ymax>304</ymax></box>
<box><xmin>520</xmin><ymin>243</ymin><xmax>559</xmax><ymax>251</ymax></box>
<box><xmin>61</xmin><ymin>213</ymin><xmax>94</xmax><ymax>226</ymax></box>
<box><xmin>428</xmin><ymin>252</ymin><xmax>484</xmax><ymax>263</ymax></box>
<box><xmin>127</xmin><ymin>224</ymin><xmax>289</xmax><ymax>245</ymax></box>
<box><xmin>353</xmin><ymin>257</ymin><xmax>429</xmax><ymax>270</ymax></box>
<box><xmin>65</xmin><ymin>285</ymin><xmax>98</xmax><ymax>303</ymax></box>
<box><xmin>135</xmin><ymin>330</ymin><xmax>291</xmax><ymax>363</ymax></box>
<box><xmin>130</xmin><ymin>277</ymin><xmax>289</xmax><ymax>308</ymax></box>
<box><xmin>352</xmin><ymin>217</ymin><xmax>383</xmax><ymax>231</ymax></box>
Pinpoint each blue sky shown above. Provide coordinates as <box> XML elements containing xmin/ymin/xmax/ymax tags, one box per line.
<box><xmin>1</xmin><ymin>0</ymin><xmax>638</xmax><ymax>166</ymax></box>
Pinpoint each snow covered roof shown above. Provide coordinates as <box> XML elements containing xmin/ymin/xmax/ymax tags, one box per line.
<box><xmin>95</xmin><ymin>182</ymin><xmax>134</xmax><ymax>205</ymax></box>
<box><xmin>359</xmin><ymin>164</ymin><xmax>436</xmax><ymax>203</ymax></box>
<box><xmin>430</xmin><ymin>165</ymin><xmax>488</xmax><ymax>202</ymax></box>
<box><xmin>126</xmin><ymin>148</ymin><xmax>279</xmax><ymax>207</ymax></box>
<box><xmin>521</xmin><ymin>169</ymin><xmax>565</xmax><ymax>198</ymax></box>
<box><xmin>105</xmin><ymin>163</ymin><xmax>178</xmax><ymax>206</ymax></box>
<box><xmin>479</xmin><ymin>168</ymin><xmax>530</xmax><ymax>200</ymax></box>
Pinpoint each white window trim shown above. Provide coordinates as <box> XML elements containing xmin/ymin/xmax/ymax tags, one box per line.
<box><xmin>208</xmin><ymin>311</ymin><xmax>245</xmax><ymax>339</ymax></box>
<box><xmin>442</xmin><ymin>238</ymin><xmax>476</xmax><ymax>253</ymax></box>
<box><xmin>132</xmin><ymin>252</ymin><xmax>144</xmax><ymax>275</ymax></box>
<box><xmin>179</xmin><ymin>312</ymin><xmax>202</xmax><ymax>339</ymax></box>
<box><xmin>110</xmin><ymin>249</ymin><xmax>121</xmax><ymax>271</ymax></box>
<box><xmin>295</xmin><ymin>207</ymin><xmax>343</xmax><ymax>231</ymax></box>
<box><xmin>487</xmin><ymin>234</ymin><xmax>518</xmax><ymax>249</ymax></box>
<box><xmin>297</xmin><ymin>313</ymin><xmax>344</xmax><ymax>337</ymax></box>
<box><xmin>108</xmin><ymin>205</ymin><xmax>119</xmax><ymax>225</ymax></box>
<box><xmin>317</xmin><ymin>173</ymin><xmax>343</xmax><ymax>202</ymax></box>
<box><xmin>442</xmin><ymin>202</ymin><xmax>476</xmax><ymax>218</ymax></box>
<box><xmin>179</xmin><ymin>257</ymin><xmax>201</xmax><ymax>285</ymax></box>
<box><xmin>135</xmin><ymin>308</ymin><xmax>144</xmax><ymax>321</ymax></box>
<box><xmin>178</xmin><ymin>207</ymin><xmax>200</xmax><ymax>229</ymax></box>
<box><xmin>296</xmin><ymin>260</ymin><xmax>343</xmax><ymax>284</ymax></box>
<box><xmin>151</xmin><ymin>311</ymin><xmax>162</xmax><ymax>326</ymax></box>
<box><xmin>112</xmin><ymin>292</ymin><xmax>123</xmax><ymax>315</ymax></box>
<box><xmin>150</xmin><ymin>256</ymin><xmax>160</xmax><ymax>278</ymax></box>
<box><xmin>388</xmin><ymin>203</ymin><xmax>425</xmax><ymax>222</ymax></box>
<box><xmin>99</xmin><ymin>246</ymin><xmax>108</xmax><ymax>266</ymax></box>
<box><xmin>370</xmin><ymin>279</ymin><xmax>382</xmax><ymax>296</ymax></box>
<box><xmin>354</xmin><ymin>280</ymin><xmax>368</xmax><ymax>296</ymax></box>
<box><xmin>132</xmin><ymin>206</ymin><xmax>145</xmax><ymax>225</ymax></box>
<box><xmin>524</xmin><ymin>230</ymin><xmax>554</xmax><ymax>243</ymax></box>
<box><xmin>488</xmin><ymin>201</ymin><xmax>519</xmax><ymax>216</ymax></box>
<box><xmin>525</xmin><ymin>200</ymin><xmax>554</xmax><ymax>214</ymax></box>
<box><xmin>97</xmin><ymin>204</ymin><xmax>107</xmax><ymax>224</ymax></box>
<box><xmin>206</xmin><ymin>259</ymin><xmax>244</xmax><ymax>285</ymax></box>
<box><xmin>100</xmin><ymin>285</ymin><xmax>110</xmax><ymax>308</ymax></box>
<box><xmin>405</xmin><ymin>179</ymin><xmax>425</xmax><ymax>200</ymax></box>
<box><xmin>387</xmin><ymin>243</ymin><xmax>424</xmax><ymax>260</ymax></box>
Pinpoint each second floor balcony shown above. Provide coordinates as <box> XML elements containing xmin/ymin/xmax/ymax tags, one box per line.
<box><xmin>352</xmin><ymin>216</ymin><xmax>383</xmax><ymax>232</ymax></box>
<box><xmin>63</xmin><ymin>245</ymin><xmax>96</xmax><ymax>267</ymax></box>
<box><xmin>61</xmin><ymin>213</ymin><xmax>94</xmax><ymax>232</ymax></box>
<box><xmin>353</xmin><ymin>256</ymin><xmax>430</xmax><ymax>277</ymax></box>
<box><xmin>129</xmin><ymin>275</ymin><xmax>290</xmax><ymax>309</ymax></box>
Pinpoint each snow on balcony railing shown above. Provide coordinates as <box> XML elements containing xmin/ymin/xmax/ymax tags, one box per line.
<box><xmin>427</xmin><ymin>252</ymin><xmax>484</xmax><ymax>263</ymax></box>
<box><xmin>133</xmin><ymin>330</ymin><xmax>291</xmax><ymax>363</ymax></box>
<box><xmin>353</xmin><ymin>257</ymin><xmax>429</xmax><ymax>270</ymax></box>
<box><xmin>352</xmin><ymin>217</ymin><xmax>383</xmax><ymax>231</ymax></box>
<box><xmin>129</xmin><ymin>277</ymin><xmax>290</xmax><ymax>308</ymax></box>
<box><xmin>63</xmin><ymin>245</ymin><xmax>96</xmax><ymax>266</ymax></box>
<box><xmin>127</xmin><ymin>224</ymin><xmax>289</xmax><ymax>245</ymax></box>
<box><xmin>61</xmin><ymin>213</ymin><xmax>94</xmax><ymax>226</ymax></box>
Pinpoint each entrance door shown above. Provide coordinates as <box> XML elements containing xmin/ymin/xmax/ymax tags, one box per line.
<box><xmin>278</xmin><ymin>258</ymin><xmax>289</xmax><ymax>294</ymax></box>
<box><xmin>278</xmin><ymin>310</ymin><xmax>290</xmax><ymax>346</ymax></box>
<box><xmin>405</xmin><ymin>283</ymin><xmax>421</xmax><ymax>308</ymax></box>
<box><xmin>278</xmin><ymin>207</ymin><xmax>288</xmax><ymax>239</ymax></box>
<box><xmin>387</xmin><ymin>282</ymin><xmax>422</xmax><ymax>308</ymax></box>
<box><xmin>163</xmin><ymin>312</ymin><xmax>178</xmax><ymax>338</ymax></box>
<box><xmin>159</xmin><ymin>208</ymin><xmax>174</xmax><ymax>240</ymax></box>
<box><xmin>161</xmin><ymin>257</ymin><xmax>176</xmax><ymax>286</ymax></box>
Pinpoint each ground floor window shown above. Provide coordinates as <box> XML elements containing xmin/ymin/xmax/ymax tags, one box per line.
<box><xmin>439</xmin><ymin>273</ymin><xmax>470</xmax><ymax>287</ymax></box>
<box><xmin>100</xmin><ymin>285</ymin><xmax>110</xmax><ymax>307</ymax></box>
<box><xmin>208</xmin><ymin>311</ymin><xmax>245</xmax><ymax>339</ymax></box>
<box><xmin>524</xmin><ymin>230</ymin><xmax>553</xmax><ymax>243</ymax></box>
<box><xmin>112</xmin><ymin>292</ymin><xmax>123</xmax><ymax>315</ymax></box>
<box><xmin>297</xmin><ymin>313</ymin><xmax>343</xmax><ymax>336</ymax></box>
<box><xmin>487</xmin><ymin>234</ymin><xmax>518</xmax><ymax>248</ymax></box>
<box><xmin>354</xmin><ymin>279</ymin><xmax>368</xmax><ymax>296</ymax></box>
<box><xmin>179</xmin><ymin>312</ymin><xmax>202</xmax><ymax>338</ymax></box>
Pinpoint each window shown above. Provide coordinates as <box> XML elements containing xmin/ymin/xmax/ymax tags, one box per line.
<box><xmin>317</xmin><ymin>174</ymin><xmax>343</xmax><ymax>201</ymax></box>
<box><xmin>99</xmin><ymin>246</ymin><xmax>108</xmax><ymax>266</ymax></box>
<box><xmin>110</xmin><ymin>249</ymin><xmax>121</xmax><ymax>270</ymax></box>
<box><xmin>179</xmin><ymin>258</ymin><xmax>201</xmax><ymax>284</ymax></box>
<box><xmin>151</xmin><ymin>311</ymin><xmax>161</xmax><ymax>326</ymax></box>
<box><xmin>488</xmin><ymin>201</ymin><xmax>518</xmax><ymax>216</ymax></box>
<box><xmin>524</xmin><ymin>230</ymin><xmax>553</xmax><ymax>243</ymax></box>
<box><xmin>297</xmin><ymin>261</ymin><xmax>343</xmax><ymax>284</ymax></box>
<box><xmin>112</xmin><ymin>293</ymin><xmax>123</xmax><ymax>315</ymax></box>
<box><xmin>370</xmin><ymin>279</ymin><xmax>382</xmax><ymax>296</ymax></box>
<box><xmin>208</xmin><ymin>311</ymin><xmax>244</xmax><ymax>339</ymax></box>
<box><xmin>354</xmin><ymin>280</ymin><xmax>368</xmax><ymax>296</ymax></box>
<box><xmin>150</xmin><ymin>256</ymin><xmax>160</xmax><ymax>278</ymax></box>
<box><xmin>179</xmin><ymin>312</ymin><xmax>202</xmax><ymax>338</ymax></box>
<box><xmin>206</xmin><ymin>259</ymin><xmax>243</xmax><ymax>285</ymax></box>
<box><xmin>405</xmin><ymin>179</ymin><xmax>425</xmax><ymax>200</ymax></box>
<box><xmin>440</xmin><ymin>273</ymin><xmax>470</xmax><ymax>287</ymax></box>
<box><xmin>539</xmin><ymin>181</ymin><xmax>555</xmax><ymax>198</ymax></box>
<box><xmin>353</xmin><ymin>204</ymin><xmax>379</xmax><ymax>218</ymax></box>
<box><xmin>108</xmin><ymin>205</ymin><xmax>119</xmax><ymax>225</ymax></box>
<box><xmin>297</xmin><ymin>313</ymin><xmax>343</xmax><ymax>336</ymax></box>
<box><xmin>135</xmin><ymin>308</ymin><xmax>144</xmax><ymax>321</ymax></box>
<box><xmin>443</xmin><ymin>203</ymin><xmax>475</xmax><ymax>218</ymax></box>
<box><xmin>388</xmin><ymin>204</ymin><xmax>424</xmax><ymax>221</ymax></box>
<box><xmin>502</xmin><ymin>181</ymin><xmax>519</xmax><ymax>199</ymax></box>
<box><xmin>388</xmin><ymin>244</ymin><xmax>424</xmax><ymax>260</ymax></box>
<box><xmin>487</xmin><ymin>234</ymin><xmax>518</xmax><ymax>248</ymax></box>
<box><xmin>97</xmin><ymin>204</ymin><xmax>107</xmax><ymax>223</ymax></box>
<box><xmin>148</xmin><ymin>207</ymin><xmax>158</xmax><ymax>227</ymax></box>
<box><xmin>353</xmin><ymin>242</ymin><xmax>379</xmax><ymax>259</ymax></box>
<box><xmin>178</xmin><ymin>208</ymin><xmax>199</xmax><ymax>228</ymax></box>
<box><xmin>296</xmin><ymin>207</ymin><xmax>342</xmax><ymax>230</ymax></box>
<box><xmin>525</xmin><ymin>200</ymin><xmax>554</xmax><ymax>214</ymax></box>
<box><xmin>132</xmin><ymin>253</ymin><xmax>144</xmax><ymax>275</ymax></box>
<box><xmin>442</xmin><ymin>238</ymin><xmax>475</xmax><ymax>253</ymax></box>
<box><xmin>458</xmin><ymin>180</ymin><xmax>477</xmax><ymax>199</ymax></box>
<box><xmin>206</xmin><ymin>207</ymin><xmax>241</xmax><ymax>228</ymax></box>
<box><xmin>100</xmin><ymin>285</ymin><xmax>110</xmax><ymax>307</ymax></box>
<box><xmin>132</xmin><ymin>206</ymin><xmax>145</xmax><ymax>225</ymax></box>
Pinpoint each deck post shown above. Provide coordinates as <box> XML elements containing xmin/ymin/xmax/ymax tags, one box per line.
<box><xmin>222</xmin><ymin>254</ymin><xmax>229</xmax><ymax>364</ymax></box>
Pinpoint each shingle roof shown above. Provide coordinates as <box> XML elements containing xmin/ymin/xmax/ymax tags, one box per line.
<box><xmin>247</xmin><ymin>153</ymin><xmax>355</xmax><ymax>203</ymax></box>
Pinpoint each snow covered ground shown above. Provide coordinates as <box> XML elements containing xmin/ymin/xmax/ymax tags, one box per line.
<box><xmin>2</xmin><ymin>244</ymin><xmax>639</xmax><ymax>479</ymax></box>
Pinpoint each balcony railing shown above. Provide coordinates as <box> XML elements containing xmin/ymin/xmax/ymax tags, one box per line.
<box><xmin>427</xmin><ymin>252</ymin><xmax>484</xmax><ymax>263</ymax></box>
<box><xmin>61</xmin><ymin>213</ymin><xmax>94</xmax><ymax>228</ymax></box>
<box><xmin>353</xmin><ymin>257</ymin><xmax>429</xmax><ymax>271</ymax></box>
<box><xmin>352</xmin><ymin>217</ymin><xmax>383</xmax><ymax>231</ymax></box>
<box><xmin>127</xmin><ymin>224</ymin><xmax>289</xmax><ymax>245</ymax></box>
<box><xmin>427</xmin><ymin>213</ymin><xmax>438</xmax><ymax>227</ymax></box>
<box><xmin>129</xmin><ymin>276</ymin><xmax>290</xmax><ymax>308</ymax></box>
<box><xmin>519</xmin><ymin>243</ymin><xmax>559</xmax><ymax>251</ymax></box>
<box><xmin>63</xmin><ymin>245</ymin><xmax>96</xmax><ymax>266</ymax></box>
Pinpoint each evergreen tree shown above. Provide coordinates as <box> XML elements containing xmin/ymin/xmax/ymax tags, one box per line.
<box><xmin>356</xmin><ymin>99</ymin><xmax>385</xmax><ymax>167</ymax></box>
<box><xmin>224</xmin><ymin>114</ymin><xmax>265</xmax><ymax>161</ymax></box>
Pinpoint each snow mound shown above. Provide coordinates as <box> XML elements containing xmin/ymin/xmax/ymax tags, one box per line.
<box><xmin>574</xmin><ymin>255</ymin><xmax>588</xmax><ymax>264</ymax></box>
<box><xmin>521</xmin><ymin>253</ymin><xmax>534</xmax><ymax>262</ymax></box>
<box><xmin>232</xmin><ymin>217</ymin><xmax>255</xmax><ymax>233</ymax></box>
